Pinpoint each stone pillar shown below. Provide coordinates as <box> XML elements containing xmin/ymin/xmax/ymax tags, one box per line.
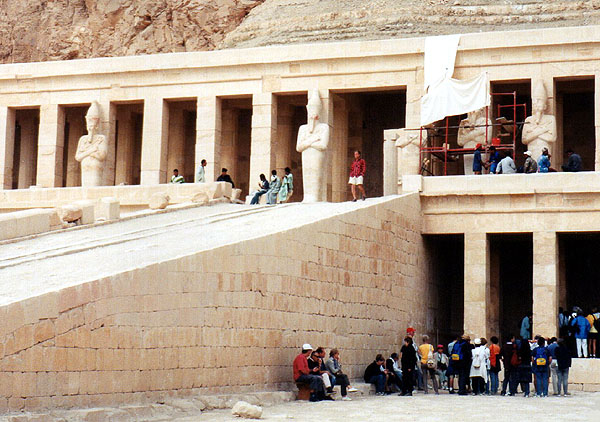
<box><xmin>196</xmin><ymin>96</ymin><xmax>222</xmax><ymax>182</ymax></box>
<box><xmin>249</xmin><ymin>93</ymin><xmax>277</xmax><ymax>185</ymax></box>
<box><xmin>141</xmin><ymin>98</ymin><xmax>169</xmax><ymax>185</ymax></box>
<box><xmin>275</xmin><ymin>103</ymin><xmax>293</xmax><ymax>175</ymax></box>
<box><xmin>220</xmin><ymin>107</ymin><xmax>237</xmax><ymax>178</ymax></box>
<box><xmin>595</xmin><ymin>74</ymin><xmax>600</xmax><ymax>171</ymax></box>
<box><xmin>383</xmin><ymin>129</ymin><xmax>399</xmax><ymax>196</ymax></box>
<box><xmin>464</xmin><ymin>232</ymin><xmax>490</xmax><ymax>338</ymax></box>
<box><xmin>115</xmin><ymin>107</ymin><xmax>134</xmax><ymax>185</ymax></box>
<box><xmin>37</xmin><ymin>104</ymin><xmax>65</xmax><ymax>188</ymax></box>
<box><xmin>331</xmin><ymin>94</ymin><xmax>348</xmax><ymax>203</ymax></box>
<box><xmin>167</xmin><ymin>105</ymin><xmax>186</xmax><ymax>177</ymax></box>
<box><xmin>0</xmin><ymin>107</ymin><xmax>16</xmax><ymax>189</ymax></box>
<box><xmin>319</xmin><ymin>90</ymin><xmax>333</xmax><ymax>202</ymax></box>
<box><xmin>18</xmin><ymin>112</ymin><xmax>38</xmax><ymax>189</ymax></box>
<box><xmin>65</xmin><ymin>110</ymin><xmax>84</xmax><ymax>187</ymax></box>
<box><xmin>100</xmin><ymin>102</ymin><xmax>117</xmax><ymax>186</ymax></box>
<box><xmin>532</xmin><ymin>231</ymin><xmax>559</xmax><ymax>337</ymax></box>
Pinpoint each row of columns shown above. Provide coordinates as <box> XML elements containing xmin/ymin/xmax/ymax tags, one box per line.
<box><xmin>463</xmin><ymin>231</ymin><xmax>559</xmax><ymax>339</ymax></box>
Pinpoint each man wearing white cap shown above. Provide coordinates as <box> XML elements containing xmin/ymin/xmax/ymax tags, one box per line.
<box><xmin>293</xmin><ymin>343</ymin><xmax>328</xmax><ymax>401</ymax></box>
<box><xmin>523</xmin><ymin>151</ymin><xmax>538</xmax><ymax>173</ymax></box>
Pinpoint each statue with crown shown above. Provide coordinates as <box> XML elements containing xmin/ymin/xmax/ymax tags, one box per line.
<box><xmin>75</xmin><ymin>101</ymin><xmax>108</xmax><ymax>187</ymax></box>
<box><xmin>296</xmin><ymin>90</ymin><xmax>330</xmax><ymax>202</ymax></box>
<box><xmin>522</xmin><ymin>81</ymin><xmax>557</xmax><ymax>161</ymax></box>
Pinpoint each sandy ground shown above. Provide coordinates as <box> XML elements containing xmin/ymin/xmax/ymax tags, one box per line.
<box><xmin>174</xmin><ymin>391</ymin><xmax>600</xmax><ymax>421</ymax></box>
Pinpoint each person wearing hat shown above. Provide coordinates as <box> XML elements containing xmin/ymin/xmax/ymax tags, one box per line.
<box><xmin>473</xmin><ymin>143</ymin><xmax>483</xmax><ymax>175</ymax></box>
<box><xmin>293</xmin><ymin>343</ymin><xmax>328</xmax><ymax>402</ymax></box>
<box><xmin>538</xmin><ymin>147</ymin><xmax>552</xmax><ymax>173</ymax></box>
<box><xmin>434</xmin><ymin>344</ymin><xmax>449</xmax><ymax>390</ymax></box>
<box><xmin>406</xmin><ymin>327</ymin><xmax>424</xmax><ymax>390</ymax></box>
<box><xmin>523</xmin><ymin>151</ymin><xmax>538</xmax><ymax>173</ymax></box>
<box><xmin>457</xmin><ymin>334</ymin><xmax>474</xmax><ymax>396</ymax></box>
<box><xmin>470</xmin><ymin>337</ymin><xmax>490</xmax><ymax>395</ymax></box>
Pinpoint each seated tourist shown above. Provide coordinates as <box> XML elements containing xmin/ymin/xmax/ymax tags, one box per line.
<box><xmin>216</xmin><ymin>168</ymin><xmax>235</xmax><ymax>188</ymax></box>
<box><xmin>308</xmin><ymin>351</ymin><xmax>334</xmax><ymax>398</ymax></box>
<box><xmin>364</xmin><ymin>354</ymin><xmax>387</xmax><ymax>396</ymax></box>
<box><xmin>170</xmin><ymin>169</ymin><xmax>184</xmax><ymax>184</ymax></box>
<box><xmin>250</xmin><ymin>174</ymin><xmax>269</xmax><ymax>205</ymax></box>
<box><xmin>325</xmin><ymin>348</ymin><xmax>357</xmax><ymax>401</ymax></box>
<box><xmin>293</xmin><ymin>343</ymin><xmax>330</xmax><ymax>402</ymax></box>
<box><xmin>386</xmin><ymin>353</ymin><xmax>402</xmax><ymax>391</ymax></box>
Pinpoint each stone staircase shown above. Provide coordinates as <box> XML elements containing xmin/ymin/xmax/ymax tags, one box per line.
<box><xmin>221</xmin><ymin>0</ymin><xmax>600</xmax><ymax>48</ymax></box>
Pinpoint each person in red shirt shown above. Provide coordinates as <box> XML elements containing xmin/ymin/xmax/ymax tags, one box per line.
<box><xmin>488</xmin><ymin>336</ymin><xmax>501</xmax><ymax>395</ymax></box>
<box><xmin>348</xmin><ymin>150</ymin><xmax>366</xmax><ymax>202</ymax></box>
<box><xmin>293</xmin><ymin>343</ymin><xmax>327</xmax><ymax>401</ymax></box>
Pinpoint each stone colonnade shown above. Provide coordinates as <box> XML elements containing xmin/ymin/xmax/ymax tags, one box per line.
<box><xmin>463</xmin><ymin>231</ymin><xmax>559</xmax><ymax>339</ymax></box>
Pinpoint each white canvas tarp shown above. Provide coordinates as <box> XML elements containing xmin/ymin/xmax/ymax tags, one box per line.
<box><xmin>420</xmin><ymin>72</ymin><xmax>490</xmax><ymax>127</ymax></box>
<box><xmin>424</xmin><ymin>34</ymin><xmax>461</xmax><ymax>91</ymax></box>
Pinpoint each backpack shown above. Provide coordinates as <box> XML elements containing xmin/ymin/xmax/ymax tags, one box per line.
<box><xmin>534</xmin><ymin>347</ymin><xmax>548</xmax><ymax>367</ymax></box>
<box><xmin>451</xmin><ymin>341</ymin><xmax>464</xmax><ymax>362</ymax></box>
<box><xmin>593</xmin><ymin>315</ymin><xmax>600</xmax><ymax>332</ymax></box>
<box><xmin>426</xmin><ymin>345</ymin><xmax>436</xmax><ymax>369</ymax></box>
<box><xmin>472</xmin><ymin>348</ymin><xmax>482</xmax><ymax>369</ymax></box>
<box><xmin>510</xmin><ymin>344</ymin><xmax>521</xmax><ymax>367</ymax></box>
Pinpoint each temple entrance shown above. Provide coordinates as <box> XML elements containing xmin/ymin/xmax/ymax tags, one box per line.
<box><xmin>490</xmin><ymin>80</ymin><xmax>532</xmax><ymax>171</ymax></box>
<box><xmin>275</xmin><ymin>93</ymin><xmax>307</xmax><ymax>202</ymax></box>
<box><xmin>220</xmin><ymin>97</ymin><xmax>252</xmax><ymax>198</ymax></box>
<box><xmin>62</xmin><ymin>105</ymin><xmax>89</xmax><ymax>187</ymax></box>
<box><xmin>556</xmin><ymin>78</ymin><xmax>595</xmax><ymax>171</ymax></box>
<box><xmin>166</xmin><ymin>100</ymin><xmax>197</xmax><ymax>184</ymax></box>
<box><xmin>423</xmin><ymin>234</ymin><xmax>464</xmax><ymax>346</ymax></box>
<box><xmin>114</xmin><ymin>102</ymin><xmax>143</xmax><ymax>186</ymax></box>
<box><xmin>12</xmin><ymin>108</ymin><xmax>40</xmax><ymax>189</ymax></box>
<box><xmin>559</xmin><ymin>232</ymin><xmax>600</xmax><ymax>313</ymax></box>
<box><xmin>489</xmin><ymin>233</ymin><xmax>533</xmax><ymax>341</ymax></box>
<box><xmin>332</xmin><ymin>89</ymin><xmax>406</xmax><ymax>200</ymax></box>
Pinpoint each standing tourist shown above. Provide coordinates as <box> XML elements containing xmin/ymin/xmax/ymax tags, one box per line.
<box><xmin>434</xmin><ymin>345</ymin><xmax>449</xmax><ymax>390</ymax></box>
<box><xmin>486</xmin><ymin>146</ymin><xmax>501</xmax><ymax>174</ymax></box>
<box><xmin>418</xmin><ymin>335</ymin><xmax>439</xmax><ymax>394</ymax></box>
<box><xmin>488</xmin><ymin>336</ymin><xmax>501</xmax><ymax>395</ymax></box>
<box><xmin>348</xmin><ymin>150</ymin><xmax>366</xmax><ymax>202</ymax></box>
<box><xmin>555</xmin><ymin>339</ymin><xmax>572</xmax><ymax>396</ymax></box>
<box><xmin>364</xmin><ymin>354</ymin><xmax>387</xmax><ymax>396</ymax></box>
<box><xmin>586</xmin><ymin>308</ymin><xmax>599</xmax><ymax>358</ymax></box>
<box><xmin>447</xmin><ymin>335</ymin><xmax>460</xmax><ymax>393</ymax></box>
<box><xmin>266</xmin><ymin>169</ymin><xmax>281</xmax><ymax>205</ymax></box>
<box><xmin>532</xmin><ymin>337</ymin><xmax>551</xmax><ymax>397</ymax></box>
<box><xmin>453</xmin><ymin>334</ymin><xmax>473</xmax><ymax>396</ymax></box>
<box><xmin>513</xmin><ymin>337</ymin><xmax>532</xmax><ymax>397</ymax></box>
<box><xmin>170</xmin><ymin>169</ymin><xmax>184</xmax><ymax>184</ymax></box>
<box><xmin>523</xmin><ymin>151</ymin><xmax>538</xmax><ymax>173</ymax></box>
<box><xmin>279</xmin><ymin>167</ymin><xmax>294</xmax><ymax>203</ymax></box>
<box><xmin>293</xmin><ymin>344</ymin><xmax>327</xmax><ymax>402</ymax></box>
<box><xmin>196</xmin><ymin>159</ymin><xmax>207</xmax><ymax>183</ymax></box>
<box><xmin>473</xmin><ymin>143</ymin><xmax>483</xmax><ymax>175</ymax></box>
<box><xmin>400</xmin><ymin>337</ymin><xmax>418</xmax><ymax>396</ymax></box>
<box><xmin>547</xmin><ymin>337</ymin><xmax>559</xmax><ymax>395</ymax></box>
<box><xmin>571</xmin><ymin>310</ymin><xmax>591</xmax><ymax>358</ymax></box>
<box><xmin>500</xmin><ymin>335</ymin><xmax>517</xmax><ymax>396</ymax></box>
<box><xmin>520</xmin><ymin>314</ymin><xmax>531</xmax><ymax>340</ymax></box>
<box><xmin>470</xmin><ymin>338</ymin><xmax>489</xmax><ymax>395</ymax></box>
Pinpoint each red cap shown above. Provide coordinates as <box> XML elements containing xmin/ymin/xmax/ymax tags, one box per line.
<box><xmin>475</xmin><ymin>143</ymin><xmax>482</xmax><ymax>149</ymax></box>
<box><xmin>437</xmin><ymin>344</ymin><xmax>444</xmax><ymax>349</ymax></box>
<box><xmin>406</xmin><ymin>327</ymin><xmax>416</xmax><ymax>334</ymax></box>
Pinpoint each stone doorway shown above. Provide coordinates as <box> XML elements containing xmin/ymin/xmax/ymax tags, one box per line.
<box><xmin>61</xmin><ymin>105</ymin><xmax>89</xmax><ymax>187</ymax></box>
<box><xmin>12</xmin><ymin>108</ymin><xmax>40</xmax><ymax>189</ymax></box>
<box><xmin>113</xmin><ymin>102</ymin><xmax>143</xmax><ymax>186</ymax></box>
<box><xmin>489</xmin><ymin>233</ymin><xmax>533</xmax><ymax>341</ymax></box>
<box><xmin>423</xmin><ymin>234</ymin><xmax>464</xmax><ymax>346</ymax></box>
<box><xmin>556</xmin><ymin>78</ymin><xmax>595</xmax><ymax>171</ymax></box>
<box><xmin>331</xmin><ymin>89</ymin><xmax>406</xmax><ymax>201</ymax></box>
<box><xmin>220</xmin><ymin>97</ymin><xmax>252</xmax><ymax>198</ymax></box>
<box><xmin>166</xmin><ymin>100</ymin><xmax>197</xmax><ymax>184</ymax></box>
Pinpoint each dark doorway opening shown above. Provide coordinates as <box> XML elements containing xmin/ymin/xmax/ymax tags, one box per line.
<box><xmin>559</xmin><ymin>232</ymin><xmax>600</xmax><ymax>312</ymax></box>
<box><xmin>489</xmin><ymin>233</ymin><xmax>533</xmax><ymax>341</ymax></box>
<box><xmin>424</xmin><ymin>234</ymin><xmax>465</xmax><ymax>346</ymax></box>
<box><xmin>12</xmin><ymin>108</ymin><xmax>40</xmax><ymax>189</ymax></box>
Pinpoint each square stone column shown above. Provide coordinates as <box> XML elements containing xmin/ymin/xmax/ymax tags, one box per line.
<box><xmin>532</xmin><ymin>231</ymin><xmax>558</xmax><ymax>337</ymax></box>
<box><xmin>330</xmin><ymin>93</ymin><xmax>348</xmax><ymax>202</ymax></box>
<box><xmin>383</xmin><ymin>129</ymin><xmax>399</xmax><ymax>196</ymax></box>
<box><xmin>0</xmin><ymin>106</ymin><xmax>16</xmax><ymax>189</ymax></box>
<box><xmin>249</xmin><ymin>93</ymin><xmax>277</xmax><ymax>183</ymax></box>
<box><xmin>196</xmin><ymin>96</ymin><xmax>222</xmax><ymax>182</ymax></box>
<box><xmin>595</xmin><ymin>74</ymin><xmax>600</xmax><ymax>171</ymax></box>
<box><xmin>37</xmin><ymin>104</ymin><xmax>65</xmax><ymax>188</ymax></box>
<box><xmin>140</xmin><ymin>98</ymin><xmax>169</xmax><ymax>185</ymax></box>
<box><xmin>464</xmin><ymin>232</ymin><xmax>490</xmax><ymax>338</ymax></box>
<box><xmin>100</xmin><ymin>102</ymin><xmax>117</xmax><ymax>186</ymax></box>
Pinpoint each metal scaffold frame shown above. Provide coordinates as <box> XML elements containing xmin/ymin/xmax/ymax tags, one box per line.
<box><xmin>417</xmin><ymin>92</ymin><xmax>527</xmax><ymax>176</ymax></box>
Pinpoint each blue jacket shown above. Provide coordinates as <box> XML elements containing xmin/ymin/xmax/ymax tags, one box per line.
<box><xmin>571</xmin><ymin>315</ymin><xmax>591</xmax><ymax>339</ymax></box>
<box><xmin>473</xmin><ymin>150</ymin><xmax>483</xmax><ymax>172</ymax></box>
<box><xmin>538</xmin><ymin>155</ymin><xmax>551</xmax><ymax>173</ymax></box>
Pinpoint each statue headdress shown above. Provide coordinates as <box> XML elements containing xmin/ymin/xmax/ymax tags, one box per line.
<box><xmin>532</xmin><ymin>81</ymin><xmax>548</xmax><ymax>100</ymax></box>
<box><xmin>86</xmin><ymin>101</ymin><xmax>101</xmax><ymax>120</ymax></box>
<box><xmin>307</xmin><ymin>90</ymin><xmax>322</xmax><ymax>112</ymax></box>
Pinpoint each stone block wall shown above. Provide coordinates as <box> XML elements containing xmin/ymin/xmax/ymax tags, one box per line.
<box><xmin>0</xmin><ymin>193</ymin><xmax>428</xmax><ymax>412</ymax></box>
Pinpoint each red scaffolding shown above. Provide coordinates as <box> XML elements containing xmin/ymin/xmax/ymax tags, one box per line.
<box><xmin>418</xmin><ymin>92</ymin><xmax>527</xmax><ymax>176</ymax></box>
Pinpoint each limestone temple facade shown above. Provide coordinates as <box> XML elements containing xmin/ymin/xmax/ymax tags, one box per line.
<box><xmin>2</xmin><ymin>24</ymin><xmax>600</xmax><ymax>410</ymax></box>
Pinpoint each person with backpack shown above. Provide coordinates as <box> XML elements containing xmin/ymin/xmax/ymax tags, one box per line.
<box><xmin>446</xmin><ymin>335</ymin><xmax>460</xmax><ymax>394</ymax></box>
<box><xmin>470</xmin><ymin>337</ymin><xmax>489</xmax><ymax>395</ymax></box>
<box><xmin>571</xmin><ymin>310</ymin><xmax>591</xmax><ymax>358</ymax></box>
<box><xmin>532</xmin><ymin>337</ymin><xmax>551</xmax><ymax>397</ymax></box>
<box><xmin>546</xmin><ymin>337</ymin><xmax>559</xmax><ymax>395</ymax></box>
<box><xmin>418</xmin><ymin>335</ymin><xmax>439</xmax><ymax>394</ymax></box>
<box><xmin>487</xmin><ymin>336</ymin><xmax>502</xmax><ymax>395</ymax></box>
<box><xmin>453</xmin><ymin>334</ymin><xmax>473</xmax><ymax>396</ymax></box>
<box><xmin>586</xmin><ymin>308</ymin><xmax>600</xmax><ymax>358</ymax></box>
<box><xmin>555</xmin><ymin>339</ymin><xmax>572</xmax><ymax>396</ymax></box>
<box><xmin>500</xmin><ymin>335</ymin><xmax>516</xmax><ymax>396</ymax></box>
<box><xmin>512</xmin><ymin>337</ymin><xmax>532</xmax><ymax>397</ymax></box>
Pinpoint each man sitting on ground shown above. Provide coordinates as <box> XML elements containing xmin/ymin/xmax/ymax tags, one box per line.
<box><xmin>170</xmin><ymin>169</ymin><xmax>184</xmax><ymax>184</ymax></box>
<box><xmin>293</xmin><ymin>344</ymin><xmax>330</xmax><ymax>402</ymax></box>
<box><xmin>216</xmin><ymin>168</ymin><xmax>235</xmax><ymax>188</ymax></box>
<box><xmin>308</xmin><ymin>350</ymin><xmax>334</xmax><ymax>398</ymax></box>
<box><xmin>386</xmin><ymin>353</ymin><xmax>402</xmax><ymax>392</ymax></box>
<box><xmin>364</xmin><ymin>354</ymin><xmax>388</xmax><ymax>396</ymax></box>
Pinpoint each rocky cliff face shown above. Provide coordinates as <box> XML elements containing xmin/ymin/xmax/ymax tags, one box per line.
<box><xmin>0</xmin><ymin>0</ymin><xmax>264</xmax><ymax>63</ymax></box>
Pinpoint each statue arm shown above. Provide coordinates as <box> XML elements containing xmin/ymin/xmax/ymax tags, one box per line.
<box><xmin>538</xmin><ymin>117</ymin><xmax>557</xmax><ymax>143</ymax></box>
<box><xmin>90</xmin><ymin>136</ymin><xmax>108</xmax><ymax>161</ymax></box>
<box><xmin>75</xmin><ymin>139</ymin><xmax>92</xmax><ymax>162</ymax></box>
<box><xmin>296</xmin><ymin>127</ymin><xmax>310</xmax><ymax>153</ymax></box>
<box><xmin>310</xmin><ymin>125</ymin><xmax>330</xmax><ymax>151</ymax></box>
